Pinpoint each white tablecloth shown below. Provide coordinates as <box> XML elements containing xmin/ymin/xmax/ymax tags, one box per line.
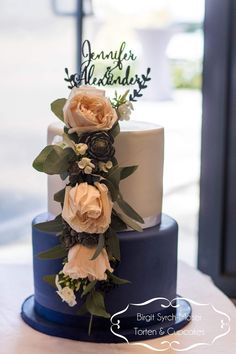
<box><xmin>0</xmin><ymin>261</ymin><xmax>235</xmax><ymax>354</ymax></box>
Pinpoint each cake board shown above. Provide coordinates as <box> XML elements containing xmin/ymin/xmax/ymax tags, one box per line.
<box><xmin>21</xmin><ymin>295</ymin><xmax>192</xmax><ymax>343</ymax></box>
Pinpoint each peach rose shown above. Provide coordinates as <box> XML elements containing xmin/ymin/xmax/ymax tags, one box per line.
<box><xmin>63</xmin><ymin>244</ymin><xmax>113</xmax><ymax>281</ymax></box>
<box><xmin>63</xmin><ymin>86</ymin><xmax>117</xmax><ymax>133</ymax></box>
<box><xmin>62</xmin><ymin>182</ymin><xmax>112</xmax><ymax>234</ymax></box>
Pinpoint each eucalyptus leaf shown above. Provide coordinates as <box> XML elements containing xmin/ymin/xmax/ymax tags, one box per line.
<box><xmin>43</xmin><ymin>274</ymin><xmax>57</xmax><ymax>288</ymax></box>
<box><xmin>43</xmin><ymin>146</ymin><xmax>75</xmax><ymax>175</ymax></box>
<box><xmin>107</xmin><ymin>271</ymin><xmax>130</xmax><ymax>285</ymax></box>
<box><xmin>120</xmin><ymin>165</ymin><xmax>138</xmax><ymax>180</ymax></box>
<box><xmin>60</xmin><ymin>171</ymin><xmax>69</xmax><ymax>180</ymax></box>
<box><xmin>113</xmin><ymin>207</ymin><xmax>143</xmax><ymax>232</ymax></box>
<box><xmin>33</xmin><ymin>145</ymin><xmax>75</xmax><ymax>175</ymax></box>
<box><xmin>105</xmin><ymin>228</ymin><xmax>120</xmax><ymax>261</ymax></box>
<box><xmin>34</xmin><ymin>214</ymin><xmax>63</xmax><ymax>234</ymax></box>
<box><xmin>111</xmin><ymin>213</ymin><xmax>127</xmax><ymax>232</ymax></box>
<box><xmin>107</xmin><ymin>166</ymin><xmax>121</xmax><ymax>188</ymax></box>
<box><xmin>86</xmin><ymin>291</ymin><xmax>110</xmax><ymax>318</ymax></box>
<box><xmin>110</xmin><ymin>122</ymin><xmax>120</xmax><ymax>139</ymax></box>
<box><xmin>82</xmin><ymin>280</ymin><xmax>97</xmax><ymax>297</ymax></box>
<box><xmin>76</xmin><ymin>302</ymin><xmax>88</xmax><ymax>316</ymax></box>
<box><xmin>101</xmin><ymin>179</ymin><xmax>118</xmax><ymax>202</ymax></box>
<box><xmin>37</xmin><ymin>244</ymin><xmax>67</xmax><ymax>260</ymax></box>
<box><xmin>33</xmin><ymin>145</ymin><xmax>54</xmax><ymax>172</ymax></box>
<box><xmin>116</xmin><ymin>195</ymin><xmax>144</xmax><ymax>224</ymax></box>
<box><xmin>54</xmin><ymin>188</ymin><xmax>65</xmax><ymax>203</ymax></box>
<box><xmin>51</xmin><ymin>98</ymin><xmax>66</xmax><ymax>122</ymax></box>
<box><xmin>64</xmin><ymin>126</ymin><xmax>80</xmax><ymax>144</ymax></box>
<box><xmin>90</xmin><ymin>234</ymin><xmax>105</xmax><ymax>260</ymax></box>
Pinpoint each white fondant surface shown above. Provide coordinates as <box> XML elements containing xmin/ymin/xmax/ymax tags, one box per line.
<box><xmin>47</xmin><ymin>120</ymin><xmax>164</xmax><ymax>227</ymax></box>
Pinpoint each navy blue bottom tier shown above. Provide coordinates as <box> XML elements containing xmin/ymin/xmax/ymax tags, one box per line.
<box><xmin>22</xmin><ymin>213</ymin><xmax>184</xmax><ymax>342</ymax></box>
<box><xmin>21</xmin><ymin>295</ymin><xmax>192</xmax><ymax>343</ymax></box>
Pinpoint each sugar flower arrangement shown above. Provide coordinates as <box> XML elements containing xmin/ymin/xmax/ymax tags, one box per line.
<box><xmin>33</xmin><ymin>84</ymin><xmax>143</xmax><ymax>330</ymax></box>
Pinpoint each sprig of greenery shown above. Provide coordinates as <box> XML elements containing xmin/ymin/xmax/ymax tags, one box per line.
<box><xmin>111</xmin><ymin>90</ymin><xmax>129</xmax><ymax>109</ymax></box>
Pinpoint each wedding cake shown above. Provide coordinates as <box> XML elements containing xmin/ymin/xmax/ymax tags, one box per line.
<box><xmin>21</xmin><ymin>42</ymin><xmax>191</xmax><ymax>343</ymax></box>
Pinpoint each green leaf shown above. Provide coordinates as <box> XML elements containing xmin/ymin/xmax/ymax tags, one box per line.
<box><xmin>107</xmin><ymin>271</ymin><xmax>130</xmax><ymax>285</ymax></box>
<box><xmin>110</xmin><ymin>122</ymin><xmax>120</xmax><ymax>138</ymax></box>
<box><xmin>107</xmin><ymin>164</ymin><xmax>137</xmax><ymax>187</ymax></box>
<box><xmin>120</xmin><ymin>89</ymin><xmax>130</xmax><ymax>102</ymax></box>
<box><xmin>116</xmin><ymin>195</ymin><xmax>144</xmax><ymax>224</ymax></box>
<box><xmin>51</xmin><ymin>98</ymin><xmax>66</xmax><ymax>122</ymax></box>
<box><xmin>43</xmin><ymin>146</ymin><xmax>75</xmax><ymax>175</ymax></box>
<box><xmin>101</xmin><ymin>179</ymin><xmax>118</xmax><ymax>202</ymax></box>
<box><xmin>43</xmin><ymin>274</ymin><xmax>57</xmax><ymax>288</ymax></box>
<box><xmin>34</xmin><ymin>214</ymin><xmax>63</xmax><ymax>234</ymax></box>
<box><xmin>64</xmin><ymin>127</ymin><xmax>80</xmax><ymax>144</ymax></box>
<box><xmin>113</xmin><ymin>207</ymin><xmax>143</xmax><ymax>232</ymax></box>
<box><xmin>107</xmin><ymin>166</ymin><xmax>121</xmax><ymax>188</ymax></box>
<box><xmin>76</xmin><ymin>302</ymin><xmax>88</xmax><ymax>316</ymax></box>
<box><xmin>37</xmin><ymin>244</ymin><xmax>67</xmax><ymax>260</ymax></box>
<box><xmin>60</xmin><ymin>171</ymin><xmax>69</xmax><ymax>180</ymax></box>
<box><xmin>90</xmin><ymin>234</ymin><xmax>105</xmax><ymax>260</ymax></box>
<box><xmin>120</xmin><ymin>165</ymin><xmax>138</xmax><ymax>180</ymax></box>
<box><xmin>33</xmin><ymin>145</ymin><xmax>76</xmax><ymax>175</ymax></box>
<box><xmin>86</xmin><ymin>291</ymin><xmax>110</xmax><ymax>318</ymax></box>
<box><xmin>33</xmin><ymin>145</ymin><xmax>54</xmax><ymax>172</ymax></box>
<box><xmin>111</xmin><ymin>213</ymin><xmax>127</xmax><ymax>232</ymax></box>
<box><xmin>82</xmin><ymin>280</ymin><xmax>97</xmax><ymax>297</ymax></box>
<box><xmin>105</xmin><ymin>228</ymin><xmax>120</xmax><ymax>261</ymax></box>
<box><xmin>54</xmin><ymin>188</ymin><xmax>65</xmax><ymax>203</ymax></box>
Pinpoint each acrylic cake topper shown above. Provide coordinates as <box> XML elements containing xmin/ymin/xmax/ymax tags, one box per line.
<box><xmin>64</xmin><ymin>39</ymin><xmax>151</xmax><ymax>102</ymax></box>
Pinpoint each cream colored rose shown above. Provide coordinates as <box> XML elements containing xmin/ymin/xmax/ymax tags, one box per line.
<box><xmin>63</xmin><ymin>244</ymin><xmax>113</xmax><ymax>281</ymax></box>
<box><xmin>62</xmin><ymin>182</ymin><xmax>112</xmax><ymax>234</ymax></box>
<box><xmin>63</xmin><ymin>86</ymin><xmax>117</xmax><ymax>133</ymax></box>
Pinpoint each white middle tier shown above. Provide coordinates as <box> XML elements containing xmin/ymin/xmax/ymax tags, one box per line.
<box><xmin>47</xmin><ymin>121</ymin><xmax>164</xmax><ymax>229</ymax></box>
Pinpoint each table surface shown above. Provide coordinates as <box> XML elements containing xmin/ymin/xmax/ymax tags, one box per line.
<box><xmin>0</xmin><ymin>261</ymin><xmax>235</xmax><ymax>354</ymax></box>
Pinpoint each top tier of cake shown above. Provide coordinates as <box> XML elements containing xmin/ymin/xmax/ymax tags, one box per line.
<box><xmin>47</xmin><ymin>121</ymin><xmax>164</xmax><ymax>229</ymax></box>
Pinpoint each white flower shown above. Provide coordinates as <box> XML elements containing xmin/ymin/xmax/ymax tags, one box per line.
<box><xmin>117</xmin><ymin>101</ymin><xmax>134</xmax><ymax>121</ymax></box>
<box><xmin>98</xmin><ymin>161</ymin><xmax>113</xmax><ymax>173</ymax></box>
<box><xmin>75</xmin><ymin>143</ymin><xmax>88</xmax><ymax>156</ymax></box>
<box><xmin>61</xmin><ymin>135</ymin><xmax>88</xmax><ymax>156</ymax></box>
<box><xmin>55</xmin><ymin>275</ymin><xmax>77</xmax><ymax>307</ymax></box>
<box><xmin>78</xmin><ymin>157</ymin><xmax>95</xmax><ymax>174</ymax></box>
<box><xmin>57</xmin><ymin>287</ymin><xmax>77</xmax><ymax>307</ymax></box>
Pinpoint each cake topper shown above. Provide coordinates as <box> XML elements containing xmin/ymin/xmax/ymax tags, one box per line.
<box><xmin>64</xmin><ymin>39</ymin><xmax>151</xmax><ymax>102</ymax></box>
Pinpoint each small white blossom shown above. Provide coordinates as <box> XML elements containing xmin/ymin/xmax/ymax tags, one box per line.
<box><xmin>84</xmin><ymin>166</ymin><xmax>93</xmax><ymax>174</ymax></box>
<box><xmin>75</xmin><ymin>143</ymin><xmax>88</xmax><ymax>156</ymax></box>
<box><xmin>98</xmin><ymin>161</ymin><xmax>113</xmax><ymax>173</ymax></box>
<box><xmin>117</xmin><ymin>101</ymin><xmax>134</xmax><ymax>121</ymax></box>
<box><xmin>57</xmin><ymin>287</ymin><xmax>77</xmax><ymax>307</ymax></box>
<box><xmin>78</xmin><ymin>157</ymin><xmax>95</xmax><ymax>174</ymax></box>
<box><xmin>55</xmin><ymin>275</ymin><xmax>77</xmax><ymax>307</ymax></box>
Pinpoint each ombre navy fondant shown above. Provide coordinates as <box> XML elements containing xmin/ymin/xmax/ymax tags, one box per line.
<box><xmin>32</xmin><ymin>213</ymin><xmax>178</xmax><ymax>323</ymax></box>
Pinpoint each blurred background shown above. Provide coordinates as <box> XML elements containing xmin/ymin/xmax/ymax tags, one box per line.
<box><xmin>0</xmin><ymin>0</ymin><xmax>205</xmax><ymax>266</ymax></box>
